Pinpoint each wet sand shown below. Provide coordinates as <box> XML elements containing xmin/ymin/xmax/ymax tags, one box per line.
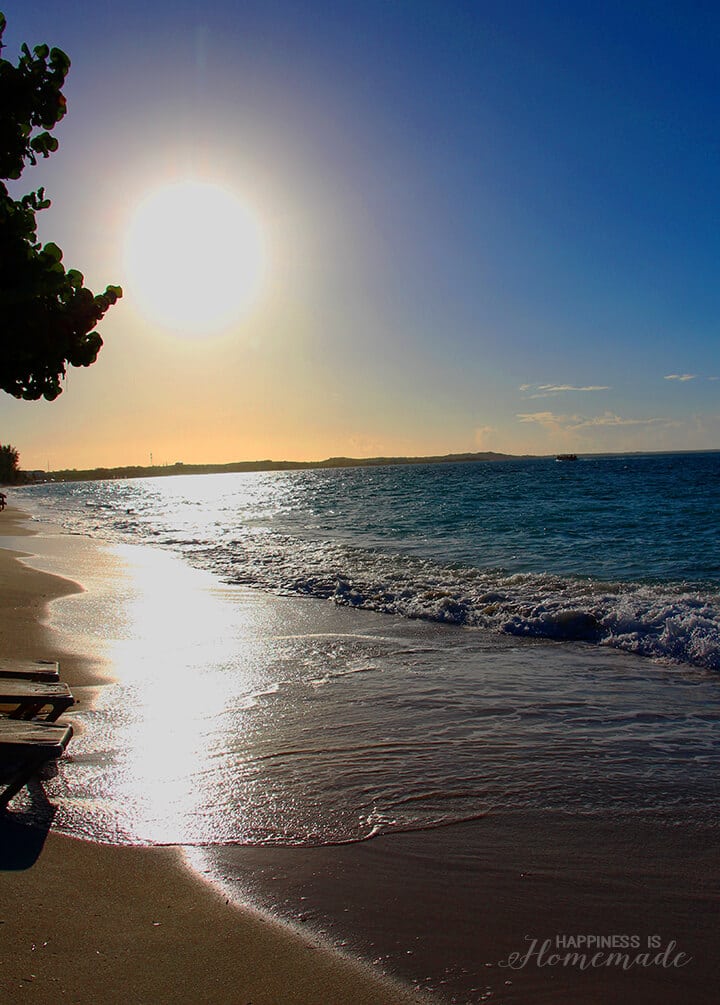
<box><xmin>0</xmin><ymin>507</ymin><xmax>422</xmax><ymax>1004</ymax></box>
<box><xmin>1</xmin><ymin>505</ymin><xmax>718</xmax><ymax>1004</ymax></box>
<box><xmin>208</xmin><ymin>811</ymin><xmax>718</xmax><ymax>1004</ymax></box>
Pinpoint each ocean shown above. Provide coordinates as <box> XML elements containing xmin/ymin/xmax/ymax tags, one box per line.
<box><xmin>22</xmin><ymin>452</ymin><xmax>720</xmax><ymax>668</ymax></box>
<box><xmin>14</xmin><ymin>452</ymin><xmax>720</xmax><ymax>1002</ymax></box>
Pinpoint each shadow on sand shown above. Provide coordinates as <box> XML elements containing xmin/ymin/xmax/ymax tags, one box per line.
<box><xmin>0</xmin><ymin>780</ymin><xmax>57</xmax><ymax>870</ymax></box>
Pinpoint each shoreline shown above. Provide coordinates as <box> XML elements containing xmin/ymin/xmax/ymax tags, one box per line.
<box><xmin>1</xmin><ymin>504</ymin><xmax>718</xmax><ymax>1003</ymax></box>
<box><xmin>0</xmin><ymin>506</ymin><xmax>424</xmax><ymax>1005</ymax></box>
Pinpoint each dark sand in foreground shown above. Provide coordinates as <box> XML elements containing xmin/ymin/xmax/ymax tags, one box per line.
<box><xmin>216</xmin><ymin>810</ymin><xmax>718</xmax><ymax>1004</ymax></box>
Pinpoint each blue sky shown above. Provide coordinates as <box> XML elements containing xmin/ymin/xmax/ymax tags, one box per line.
<box><xmin>2</xmin><ymin>1</ymin><xmax>719</xmax><ymax>468</ymax></box>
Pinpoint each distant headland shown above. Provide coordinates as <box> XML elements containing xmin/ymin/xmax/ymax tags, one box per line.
<box><xmin>22</xmin><ymin>448</ymin><xmax>719</xmax><ymax>484</ymax></box>
<box><xmin>31</xmin><ymin>451</ymin><xmax>538</xmax><ymax>483</ymax></box>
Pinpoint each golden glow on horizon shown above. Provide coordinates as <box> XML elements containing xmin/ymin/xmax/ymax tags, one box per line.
<box><xmin>123</xmin><ymin>181</ymin><xmax>265</xmax><ymax>334</ymax></box>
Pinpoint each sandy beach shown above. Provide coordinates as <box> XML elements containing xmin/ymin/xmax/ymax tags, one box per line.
<box><xmin>0</xmin><ymin>507</ymin><xmax>423</xmax><ymax>1005</ymax></box>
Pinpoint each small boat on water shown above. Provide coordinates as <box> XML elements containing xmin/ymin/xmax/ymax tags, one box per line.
<box><xmin>555</xmin><ymin>453</ymin><xmax>578</xmax><ymax>462</ymax></box>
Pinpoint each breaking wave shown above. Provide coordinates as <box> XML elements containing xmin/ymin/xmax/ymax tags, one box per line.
<box><xmin>177</xmin><ymin>533</ymin><xmax>720</xmax><ymax>671</ymax></box>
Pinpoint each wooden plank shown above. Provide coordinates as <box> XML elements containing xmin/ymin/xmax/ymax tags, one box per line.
<box><xmin>0</xmin><ymin>659</ymin><xmax>60</xmax><ymax>682</ymax></box>
<box><xmin>0</xmin><ymin>721</ymin><xmax>73</xmax><ymax>808</ymax></box>
<box><xmin>0</xmin><ymin>720</ymin><xmax>72</xmax><ymax>753</ymax></box>
<box><xmin>0</xmin><ymin>681</ymin><xmax>71</xmax><ymax>701</ymax></box>
<box><xmin>0</xmin><ymin>681</ymin><xmax>72</xmax><ymax>701</ymax></box>
<box><xmin>0</xmin><ymin>680</ymin><xmax>74</xmax><ymax>722</ymax></box>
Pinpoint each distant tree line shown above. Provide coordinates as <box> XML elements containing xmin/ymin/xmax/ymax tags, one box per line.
<box><xmin>45</xmin><ymin>451</ymin><xmax>531</xmax><ymax>483</ymax></box>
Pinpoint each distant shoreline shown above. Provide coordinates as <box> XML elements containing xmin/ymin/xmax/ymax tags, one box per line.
<box><xmin>25</xmin><ymin>450</ymin><xmax>535</xmax><ymax>483</ymax></box>
<box><xmin>18</xmin><ymin>447</ymin><xmax>720</xmax><ymax>484</ymax></box>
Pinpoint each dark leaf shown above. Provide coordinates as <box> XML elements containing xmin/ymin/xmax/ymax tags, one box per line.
<box><xmin>0</xmin><ymin>14</ymin><xmax>120</xmax><ymax>401</ymax></box>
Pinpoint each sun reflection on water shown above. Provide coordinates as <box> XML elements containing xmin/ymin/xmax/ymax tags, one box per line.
<box><xmin>46</xmin><ymin>542</ymin><xmax>280</xmax><ymax>844</ymax></box>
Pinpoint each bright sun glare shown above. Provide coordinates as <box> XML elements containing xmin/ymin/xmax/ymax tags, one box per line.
<box><xmin>124</xmin><ymin>181</ymin><xmax>265</xmax><ymax>334</ymax></box>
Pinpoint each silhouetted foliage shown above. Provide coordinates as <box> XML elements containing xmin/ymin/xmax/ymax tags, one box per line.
<box><xmin>0</xmin><ymin>12</ymin><xmax>122</xmax><ymax>400</ymax></box>
<box><xmin>0</xmin><ymin>443</ymin><xmax>19</xmax><ymax>483</ymax></box>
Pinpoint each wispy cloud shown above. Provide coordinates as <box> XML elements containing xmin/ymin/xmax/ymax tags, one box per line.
<box><xmin>576</xmin><ymin>412</ymin><xmax>667</xmax><ymax>428</ymax></box>
<box><xmin>519</xmin><ymin>383</ymin><xmax>610</xmax><ymax>399</ymax></box>
<box><xmin>517</xmin><ymin>410</ymin><xmax>668</xmax><ymax>430</ymax></box>
<box><xmin>516</xmin><ymin>411</ymin><xmax>568</xmax><ymax>426</ymax></box>
<box><xmin>538</xmin><ymin>384</ymin><xmax>610</xmax><ymax>392</ymax></box>
<box><xmin>664</xmin><ymin>374</ymin><xmax>696</xmax><ymax>382</ymax></box>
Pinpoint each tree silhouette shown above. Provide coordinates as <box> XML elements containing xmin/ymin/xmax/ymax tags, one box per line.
<box><xmin>0</xmin><ymin>11</ymin><xmax>122</xmax><ymax>400</ymax></box>
<box><xmin>0</xmin><ymin>443</ymin><xmax>19</xmax><ymax>483</ymax></box>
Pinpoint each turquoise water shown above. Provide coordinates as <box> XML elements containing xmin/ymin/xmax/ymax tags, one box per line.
<box><xmin>20</xmin><ymin>452</ymin><xmax>720</xmax><ymax>670</ymax></box>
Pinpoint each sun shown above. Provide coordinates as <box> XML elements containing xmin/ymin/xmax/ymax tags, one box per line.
<box><xmin>124</xmin><ymin>181</ymin><xmax>265</xmax><ymax>334</ymax></box>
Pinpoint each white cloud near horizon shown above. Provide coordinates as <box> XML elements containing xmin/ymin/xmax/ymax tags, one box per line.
<box><xmin>516</xmin><ymin>410</ymin><xmax>668</xmax><ymax>430</ymax></box>
<box><xmin>519</xmin><ymin>383</ymin><xmax>610</xmax><ymax>399</ymax></box>
<box><xmin>664</xmin><ymin>374</ymin><xmax>696</xmax><ymax>382</ymax></box>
